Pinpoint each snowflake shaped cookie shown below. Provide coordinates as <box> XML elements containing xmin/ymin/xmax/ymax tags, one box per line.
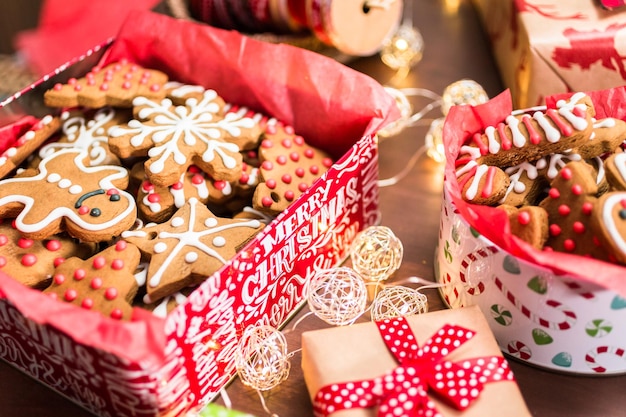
<box><xmin>108</xmin><ymin>89</ymin><xmax>262</xmax><ymax>187</ymax></box>
<box><xmin>122</xmin><ymin>197</ymin><xmax>264</xmax><ymax>301</ymax></box>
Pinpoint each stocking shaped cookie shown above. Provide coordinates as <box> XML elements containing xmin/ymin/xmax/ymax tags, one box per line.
<box><xmin>253</xmin><ymin>122</ymin><xmax>333</xmax><ymax>215</ymax></box>
<box><xmin>44</xmin><ymin>241</ymin><xmax>141</xmax><ymax>320</ymax></box>
<box><xmin>0</xmin><ymin>220</ymin><xmax>95</xmax><ymax>288</ymax></box>
<box><xmin>108</xmin><ymin>89</ymin><xmax>261</xmax><ymax>186</ymax></box>
<box><xmin>0</xmin><ymin>148</ymin><xmax>136</xmax><ymax>242</ymax></box>
<box><xmin>122</xmin><ymin>197</ymin><xmax>264</xmax><ymax>301</ymax></box>
<box><xmin>538</xmin><ymin>161</ymin><xmax>608</xmax><ymax>260</ymax></box>
<box><xmin>43</xmin><ymin>60</ymin><xmax>169</xmax><ymax>108</ymax></box>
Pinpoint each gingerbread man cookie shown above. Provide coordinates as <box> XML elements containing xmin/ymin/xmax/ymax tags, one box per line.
<box><xmin>0</xmin><ymin>220</ymin><xmax>95</xmax><ymax>288</ymax></box>
<box><xmin>0</xmin><ymin>148</ymin><xmax>136</xmax><ymax>242</ymax></box>
<box><xmin>43</xmin><ymin>60</ymin><xmax>169</xmax><ymax>108</ymax></box>
<box><xmin>253</xmin><ymin>122</ymin><xmax>333</xmax><ymax>215</ymax></box>
<box><xmin>122</xmin><ymin>197</ymin><xmax>264</xmax><ymax>301</ymax></box>
<box><xmin>108</xmin><ymin>89</ymin><xmax>261</xmax><ymax>186</ymax></box>
<box><xmin>43</xmin><ymin>241</ymin><xmax>141</xmax><ymax>320</ymax></box>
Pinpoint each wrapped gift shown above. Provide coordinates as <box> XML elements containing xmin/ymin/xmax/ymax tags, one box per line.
<box><xmin>472</xmin><ymin>0</ymin><xmax>626</xmax><ymax>108</ymax></box>
<box><xmin>301</xmin><ymin>306</ymin><xmax>531</xmax><ymax>416</ymax></box>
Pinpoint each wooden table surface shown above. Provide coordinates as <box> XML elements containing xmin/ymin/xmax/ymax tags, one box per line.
<box><xmin>1</xmin><ymin>1</ymin><xmax>625</xmax><ymax>416</ymax></box>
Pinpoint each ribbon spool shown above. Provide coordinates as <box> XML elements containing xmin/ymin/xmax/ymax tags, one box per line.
<box><xmin>370</xmin><ymin>285</ymin><xmax>428</xmax><ymax>321</ymax></box>
<box><xmin>234</xmin><ymin>325</ymin><xmax>291</xmax><ymax>392</ymax></box>
<box><xmin>350</xmin><ymin>226</ymin><xmax>403</xmax><ymax>282</ymax></box>
<box><xmin>306</xmin><ymin>267</ymin><xmax>368</xmax><ymax>326</ymax></box>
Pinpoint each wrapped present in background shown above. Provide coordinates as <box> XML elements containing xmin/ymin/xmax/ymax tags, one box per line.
<box><xmin>301</xmin><ymin>306</ymin><xmax>531</xmax><ymax>417</ymax></box>
<box><xmin>472</xmin><ymin>0</ymin><xmax>626</xmax><ymax>108</ymax></box>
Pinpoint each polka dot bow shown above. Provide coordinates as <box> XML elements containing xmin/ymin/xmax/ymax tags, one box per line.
<box><xmin>312</xmin><ymin>317</ymin><xmax>514</xmax><ymax>417</ymax></box>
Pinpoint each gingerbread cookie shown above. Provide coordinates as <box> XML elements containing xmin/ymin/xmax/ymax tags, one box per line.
<box><xmin>0</xmin><ymin>148</ymin><xmax>136</xmax><ymax>242</ymax></box>
<box><xmin>498</xmin><ymin>204</ymin><xmax>548</xmax><ymax>249</ymax></box>
<box><xmin>43</xmin><ymin>241</ymin><xmax>141</xmax><ymax>320</ymax></box>
<box><xmin>43</xmin><ymin>60</ymin><xmax>169</xmax><ymax>109</ymax></box>
<box><xmin>455</xmin><ymin>159</ymin><xmax>510</xmax><ymax>205</ymax></box>
<box><xmin>36</xmin><ymin>107</ymin><xmax>130</xmax><ymax>167</ymax></box>
<box><xmin>132</xmin><ymin>163</ymin><xmax>237</xmax><ymax>223</ymax></box>
<box><xmin>108</xmin><ymin>89</ymin><xmax>261</xmax><ymax>186</ymax></box>
<box><xmin>459</xmin><ymin>92</ymin><xmax>595</xmax><ymax>168</ymax></box>
<box><xmin>122</xmin><ymin>197</ymin><xmax>264</xmax><ymax>301</ymax></box>
<box><xmin>591</xmin><ymin>191</ymin><xmax>626</xmax><ymax>264</ymax></box>
<box><xmin>0</xmin><ymin>219</ymin><xmax>95</xmax><ymax>288</ymax></box>
<box><xmin>604</xmin><ymin>152</ymin><xmax>626</xmax><ymax>191</ymax></box>
<box><xmin>253</xmin><ymin>122</ymin><xmax>333</xmax><ymax>215</ymax></box>
<box><xmin>538</xmin><ymin>161</ymin><xmax>608</xmax><ymax>259</ymax></box>
<box><xmin>0</xmin><ymin>115</ymin><xmax>60</xmax><ymax>179</ymax></box>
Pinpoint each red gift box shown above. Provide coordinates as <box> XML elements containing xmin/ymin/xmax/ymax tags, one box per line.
<box><xmin>0</xmin><ymin>10</ymin><xmax>398</xmax><ymax>417</ymax></box>
<box><xmin>473</xmin><ymin>0</ymin><xmax>626</xmax><ymax>108</ymax></box>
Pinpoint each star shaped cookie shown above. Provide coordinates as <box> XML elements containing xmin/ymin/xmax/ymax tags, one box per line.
<box><xmin>122</xmin><ymin>197</ymin><xmax>264</xmax><ymax>301</ymax></box>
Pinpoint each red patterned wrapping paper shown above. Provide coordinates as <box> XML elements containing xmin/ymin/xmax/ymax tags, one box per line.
<box><xmin>301</xmin><ymin>306</ymin><xmax>531</xmax><ymax>417</ymax></box>
<box><xmin>442</xmin><ymin>87</ymin><xmax>626</xmax><ymax>298</ymax></box>
<box><xmin>472</xmin><ymin>0</ymin><xmax>626</xmax><ymax>108</ymax></box>
<box><xmin>0</xmin><ymin>10</ymin><xmax>399</xmax><ymax>417</ymax></box>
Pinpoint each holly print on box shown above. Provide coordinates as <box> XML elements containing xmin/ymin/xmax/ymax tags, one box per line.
<box><xmin>43</xmin><ymin>241</ymin><xmax>141</xmax><ymax>320</ymax></box>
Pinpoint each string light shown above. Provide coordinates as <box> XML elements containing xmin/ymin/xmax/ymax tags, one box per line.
<box><xmin>350</xmin><ymin>226</ymin><xmax>403</xmax><ymax>282</ymax></box>
<box><xmin>370</xmin><ymin>285</ymin><xmax>428</xmax><ymax>321</ymax></box>
<box><xmin>306</xmin><ymin>267</ymin><xmax>369</xmax><ymax>326</ymax></box>
<box><xmin>380</xmin><ymin>0</ymin><xmax>424</xmax><ymax>76</ymax></box>
<box><xmin>235</xmin><ymin>325</ymin><xmax>291</xmax><ymax>392</ymax></box>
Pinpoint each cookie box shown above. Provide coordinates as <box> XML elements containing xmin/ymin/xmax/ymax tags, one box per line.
<box><xmin>472</xmin><ymin>0</ymin><xmax>626</xmax><ymax>108</ymax></box>
<box><xmin>0</xmin><ymin>11</ymin><xmax>398</xmax><ymax>417</ymax></box>
<box><xmin>435</xmin><ymin>89</ymin><xmax>626</xmax><ymax>375</ymax></box>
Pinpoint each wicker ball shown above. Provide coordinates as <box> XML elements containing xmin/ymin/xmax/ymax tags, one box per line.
<box><xmin>350</xmin><ymin>226</ymin><xmax>403</xmax><ymax>282</ymax></box>
<box><xmin>307</xmin><ymin>267</ymin><xmax>368</xmax><ymax>326</ymax></box>
<box><xmin>235</xmin><ymin>325</ymin><xmax>290</xmax><ymax>391</ymax></box>
<box><xmin>370</xmin><ymin>286</ymin><xmax>428</xmax><ymax>322</ymax></box>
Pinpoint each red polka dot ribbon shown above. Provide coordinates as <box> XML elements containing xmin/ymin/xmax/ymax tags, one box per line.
<box><xmin>312</xmin><ymin>317</ymin><xmax>514</xmax><ymax>417</ymax></box>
